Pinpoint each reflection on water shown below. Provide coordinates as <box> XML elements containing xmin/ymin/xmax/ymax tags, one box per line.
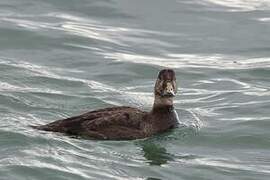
<box><xmin>140</xmin><ymin>141</ymin><xmax>174</xmax><ymax>166</ymax></box>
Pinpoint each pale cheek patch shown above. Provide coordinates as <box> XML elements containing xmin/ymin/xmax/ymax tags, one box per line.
<box><xmin>165</xmin><ymin>82</ymin><xmax>174</xmax><ymax>93</ymax></box>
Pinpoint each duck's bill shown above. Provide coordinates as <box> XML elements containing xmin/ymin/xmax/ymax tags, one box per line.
<box><xmin>162</xmin><ymin>92</ymin><xmax>175</xmax><ymax>98</ymax></box>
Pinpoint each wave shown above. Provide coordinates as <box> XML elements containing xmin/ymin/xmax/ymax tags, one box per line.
<box><xmin>0</xmin><ymin>57</ymin><xmax>153</xmax><ymax>109</ymax></box>
<box><xmin>202</xmin><ymin>0</ymin><xmax>270</xmax><ymax>11</ymax></box>
<box><xmin>100</xmin><ymin>52</ymin><xmax>270</xmax><ymax>69</ymax></box>
<box><xmin>0</xmin><ymin>12</ymin><xmax>175</xmax><ymax>49</ymax></box>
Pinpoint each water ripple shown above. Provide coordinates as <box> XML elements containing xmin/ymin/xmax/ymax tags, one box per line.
<box><xmin>202</xmin><ymin>0</ymin><xmax>270</xmax><ymax>11</ymax></box>
<box><xmin>101</xmin><ymin>52</ymin><xmax>270</xmax><ymax>69</ymax></box>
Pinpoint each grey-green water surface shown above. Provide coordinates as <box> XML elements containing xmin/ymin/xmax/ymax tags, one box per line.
<box><xmin>1</xmin><ymin>0</ymin><xmax>270</xmax><ymax>180</ymax></box>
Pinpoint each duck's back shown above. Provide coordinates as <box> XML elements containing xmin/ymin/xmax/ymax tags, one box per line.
<box><xmin>34</xmin><ymin>106</ymin><xmax>148</xmax><ymax>140</ymax></box>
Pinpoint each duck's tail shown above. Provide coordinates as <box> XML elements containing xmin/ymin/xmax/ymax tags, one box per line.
<box><xmin>30</xmin><ymin>124</ymin><xmax>51</xmax><ymax>131</ymax></box>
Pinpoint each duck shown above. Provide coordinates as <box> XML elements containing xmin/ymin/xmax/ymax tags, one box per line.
<box><xmin>32</xmin><ymin>69</ymin><xmax>179</xmax><ymax>140</ymax></box>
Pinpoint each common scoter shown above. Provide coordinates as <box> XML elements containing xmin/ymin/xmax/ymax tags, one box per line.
<box><xmin>33</xmin><ymin>69</ymin><xmax>179</xmax><ymax>140</ymax></box>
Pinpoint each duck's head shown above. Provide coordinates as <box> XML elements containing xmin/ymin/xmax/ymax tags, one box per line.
<box><xmin>154</xmin><ymin>69</ymin><xmax>177</xmax><ymax>106</ymax></box>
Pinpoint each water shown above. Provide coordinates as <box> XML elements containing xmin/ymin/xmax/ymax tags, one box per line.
<box><xmin>0</xmin><ymin>0</ymin><xmax>270</xmax><ymax>179</ymax></box>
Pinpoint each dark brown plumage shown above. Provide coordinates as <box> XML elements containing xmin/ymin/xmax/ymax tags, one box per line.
<box><xmin>33</xmin><ymin>69</ymin><xmax>179</xmax><ymax>140</ymax></box>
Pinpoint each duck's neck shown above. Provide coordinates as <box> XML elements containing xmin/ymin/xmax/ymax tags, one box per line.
<box><xmin>150</xmin><ymin>96</ymin><xmax>179</xmax><ymax>129</ymax></box>
<box><xmin>152</xmin><ymin>95</ymin><xmax>174</xmax><ymax>114</ymax></box>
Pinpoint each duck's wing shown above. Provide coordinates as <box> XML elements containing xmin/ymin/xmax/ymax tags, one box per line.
<box><xmin>33</xmin><ymin>106</ymin><xmax>144</xmax><ymax>135</ymax></box>
<box><xmin>80</xmin><ymin>110</ymin><xmax>147</xmax><ymax>140</ymax></box>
